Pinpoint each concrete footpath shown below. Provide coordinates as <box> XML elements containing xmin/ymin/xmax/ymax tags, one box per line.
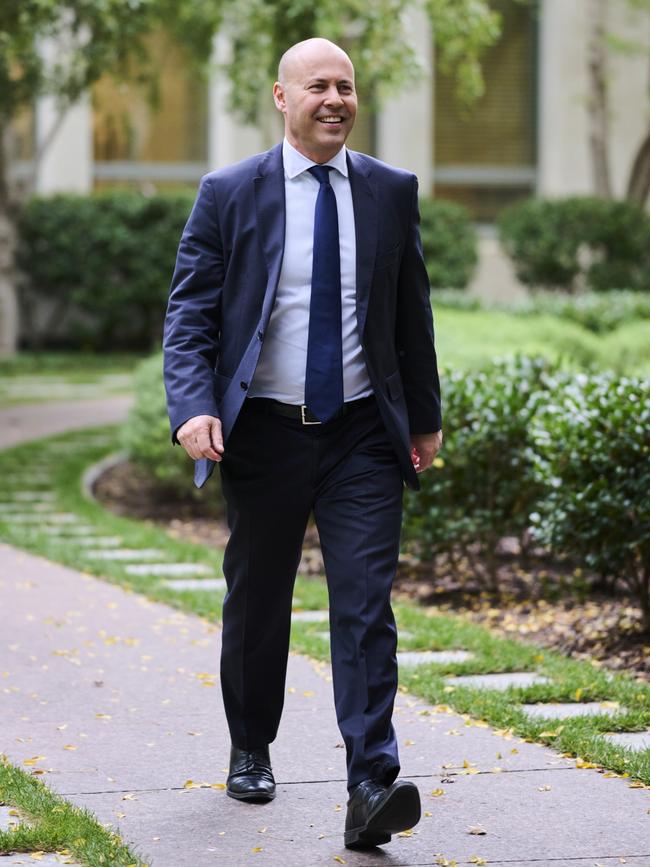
<box><xmin>1</xmin><ymin>398</ymin><xmax>649</xmax><ymax>865</ymax></box>
<box><xmin>2</xmin><ymin>544</ymin><xmax>650</xmax><ymax>867</ymax></box>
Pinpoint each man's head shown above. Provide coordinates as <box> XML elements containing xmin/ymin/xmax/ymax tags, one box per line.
<box><xmin>273</xmin><ymin>38</ymin><xmax>357</xmax><ymax>164</ymax></box>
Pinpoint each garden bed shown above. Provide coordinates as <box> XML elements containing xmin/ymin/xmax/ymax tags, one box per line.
<box><xmin>93</xmin><ymin>459</ymin><xmax>650</xmax><ymax>683</ymax></box>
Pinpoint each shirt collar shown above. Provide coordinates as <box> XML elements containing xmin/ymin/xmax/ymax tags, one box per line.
<box><xmin>282</xmin><ymin>137</ymin><xmax>348</xmax><ymax>180</ymax></box>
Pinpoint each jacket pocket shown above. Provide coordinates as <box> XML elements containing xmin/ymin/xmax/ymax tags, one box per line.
<box><xmin>385</xmin><ymin>370</ymin><xmax>403</xmax><ymax>401</ymax></box>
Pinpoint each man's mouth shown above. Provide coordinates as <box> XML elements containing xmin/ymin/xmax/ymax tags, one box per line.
<box><xmin>317</xmin><ymin>115</ymin><xmax>345</xmax><ymax>124</ymax></box>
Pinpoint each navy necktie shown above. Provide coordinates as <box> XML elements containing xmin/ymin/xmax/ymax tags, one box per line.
<box><xmin>305</xmin><ymin>165</ymin><xmax>344</xmax><ymax>422</ymax></box>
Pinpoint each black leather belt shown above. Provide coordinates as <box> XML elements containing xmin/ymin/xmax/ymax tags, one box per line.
<box><xmin>247</xmin><ymin>395</ymin><xmax>374</xmax><ymax>425</ymax></box>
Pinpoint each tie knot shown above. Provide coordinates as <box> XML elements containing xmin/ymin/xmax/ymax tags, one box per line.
<box><xmin>308</xmin><ymin>164</ymin><xmax>333</xmax><ymax>186</ymax></box>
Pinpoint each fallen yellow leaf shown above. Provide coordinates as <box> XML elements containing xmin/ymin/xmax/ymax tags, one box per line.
<box><xmin>23</xmin><ymin>756</ymin><xmax>45</xmax><ymax>765</ymax></box>
<box><xmin>431</xmin><ymin>788</ymin><xmax>445</xmax><ymax>797</ymax></box>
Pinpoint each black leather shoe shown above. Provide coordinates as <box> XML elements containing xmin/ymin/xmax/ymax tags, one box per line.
<box><xmin>226</xmin><ymin>744</ymin><xmax>276</xmax><ymax>802</ymax></box>
<box><xmin>344</xmin><ymin>779</ymin><xmax>421</xmax><ymax>849</ymax></box>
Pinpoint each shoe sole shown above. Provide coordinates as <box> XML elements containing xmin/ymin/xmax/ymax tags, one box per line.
<box><xmin>344</xmin><ymin>783</ymin><xmax>421</xmax><ymax>849</ymax></box>
<box><xmin>226</xmin><ymin>788</ymin><xmax>276</xmax><ymax>803</ymax></box>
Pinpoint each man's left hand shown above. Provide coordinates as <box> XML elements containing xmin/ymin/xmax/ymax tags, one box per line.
<box><xmin>410</xmin><ymin>430</ymin><xmax>443</xmax><ymax>473</ymax></box>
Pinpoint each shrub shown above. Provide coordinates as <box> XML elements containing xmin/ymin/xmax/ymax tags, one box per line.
<box><xmin>498</xmin><ymin>197</ymin><xmax>650</xmax><ymax>293</ymax></box>
<box><xmin>120</xmin><ymin>352</ymin><xmax>221</xmax><ymax>508</ymax></box>
<box><xmin>529</xmin><ymin>372</ymin><xmax>650</xmax><ymax>630</ymax></box>
<box><xmin>419</xmin><ymin>198</ymin><xmax>478</xmax><ymax>289</ymax></box>
<box><xmin>16</xmin><ymin>190</ymin><xmax>196</xmax><ymax>351</ymax></box>
<box><xmin>402</xmin><ymin>355</ymin><xmax>555</xmax><ymax>585</ymax></box>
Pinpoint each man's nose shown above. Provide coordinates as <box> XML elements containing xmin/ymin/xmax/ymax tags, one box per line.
<box><xmin>323</xmin><ymin>86</ymin><xmax>344</xmax><ymax>106</ymax></box>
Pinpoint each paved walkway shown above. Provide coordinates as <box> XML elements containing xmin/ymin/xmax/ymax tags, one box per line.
<box><xmin>1</xmin><ymin>398</ymin><xmax>650</xmax><ymax>866</ymax></box>
<box><xmin>0</xmin><ymin>396</ymin><xmax>133</xmax><ymax>450</ymax></box>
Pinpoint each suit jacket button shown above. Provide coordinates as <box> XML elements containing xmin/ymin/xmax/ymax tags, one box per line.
<box><xmin>257</xmin><ymin>330</ymin><xmax>264</xmax><ymax>341</ymax></box>
<box><xmin>240</xmin><ymin>381</ymin><xmax>248</xmax><ymax>390</ymax></box>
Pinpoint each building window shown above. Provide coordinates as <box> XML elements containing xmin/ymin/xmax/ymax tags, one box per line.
<box><xmin>433</xmin><ymin>0</ymin><xmax>537</xmax><ymax>221</ymax></box>
<box><xmin>92</xmin><ymin>30</ymin><xmax>208</xmax><ymax>189</ymax></box>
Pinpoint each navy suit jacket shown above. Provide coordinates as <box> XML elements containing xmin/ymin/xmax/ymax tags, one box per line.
<box><xmin>163</xmin><ymin>143</ymin><xmax>441</xmax><ymax>491</ymax></box>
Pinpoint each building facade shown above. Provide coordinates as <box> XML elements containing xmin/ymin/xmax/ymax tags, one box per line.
<box><xmin>1</xmin><ymin>0</ymin><xmax>648</xmax><ymax>353</ymax></box>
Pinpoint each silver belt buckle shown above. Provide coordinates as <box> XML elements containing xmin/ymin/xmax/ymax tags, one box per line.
<box><xmin>301</xmin><ymin>405</ymin><xmax>321</xmax><ymax>425</ymax></box>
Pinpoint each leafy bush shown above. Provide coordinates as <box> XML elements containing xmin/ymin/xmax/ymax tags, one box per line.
<box><xmin>16</xmin><ymin>190</ymin><xmax>195</xmax><ymax>350</ymax></box>
<box><xmin>120</xmin><ymin>352</ymin><xmax>220</xmax><ymax>507</ymax></box>
<box><xmin>434</xmin><ymin>289</ymin><xmax>650</xmax><ymax>335</ymax></box>
<box><xmin>419</xmin><ymin>198</ymin><xmax>478</xmax><ymax>289</ymax></box>
<box><xmin>529</xmin><ymin>372</ymin><xmax>650</xmax><ymax>630</ymax></box>
<box><xmin>402</xmin><ymin>356</ymin><xmax>554</xmax><ymax>585</ymax></box>
<box><xmin>498</xmin><ymin>197</ymin><xmax>650</xmax><ymax>293</ymax></box>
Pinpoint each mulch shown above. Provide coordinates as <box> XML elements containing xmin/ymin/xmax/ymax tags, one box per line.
<box><xmin>93</xmin><ymin>459</ymin><xmax>650</xmax><ymax>683</ymax></box>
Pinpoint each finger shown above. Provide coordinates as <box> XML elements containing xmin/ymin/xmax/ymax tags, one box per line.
<box><xmin>209</xmin><ymin>419</ymin><xmax>225</xmax><ymax>454</ymax></box>
<box><xmin>197</xmin><ymin>429</ymin><xmax>223</xmax><ymax>461</ymax></box>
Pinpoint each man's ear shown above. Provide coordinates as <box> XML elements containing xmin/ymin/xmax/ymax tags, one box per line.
<box><xmin>273</xmin><ymin>81</ymin><xmax>286</xmax><ymax>113</ymax></box>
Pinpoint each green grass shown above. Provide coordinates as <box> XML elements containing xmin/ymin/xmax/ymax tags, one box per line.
<box><xmin>0</xmin><ymin>757</ymin><xmax>148</xmax><ymax>865</ymax></box>
<box><xmin>434</xmin><ymin>307</ymin><xmax>650</xmax><ymax>373</ymax></box>
<box><xmin>0</xmin><ymin>426</ymin><xmax>649</xmax><ymax>814</ymax></box>
<box><xmin>0</xmin><ymin>353</ymin><xmax>142</xmax><ymax>408</ymax></box>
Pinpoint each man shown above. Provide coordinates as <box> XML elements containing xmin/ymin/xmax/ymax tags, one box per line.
<box><xmin>163</xmin><ymin>37</ymin><xmax>442</xmax><ymax>850</ymax></box>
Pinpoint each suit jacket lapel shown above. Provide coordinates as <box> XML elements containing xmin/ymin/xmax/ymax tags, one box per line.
<box><xmin>253</xmin><ymin>143</ymin><xmax>286</xmax><ymax>327</ymax></box>
<box><xmin>347</xmin><ymin>150</ymin><xmax>377</xmax><ymax>338</ymax></box>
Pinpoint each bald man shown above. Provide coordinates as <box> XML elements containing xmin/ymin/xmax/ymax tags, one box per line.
<box><xmin>163</xmin><ymin>38</ymin><xmax>442</xmax><ymax>849</ymax></box>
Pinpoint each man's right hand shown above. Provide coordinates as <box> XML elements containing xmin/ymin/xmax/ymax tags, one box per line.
<box><xmin>176</xmin><ymin>415</ymin><xmax>224</xmax><ymax>462</ymax></box>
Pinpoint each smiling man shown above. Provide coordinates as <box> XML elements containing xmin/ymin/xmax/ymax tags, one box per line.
<box><xmin>163</xmin><ymin>37</ymin><xmax>443</xmax><ymax>850</ymax></box>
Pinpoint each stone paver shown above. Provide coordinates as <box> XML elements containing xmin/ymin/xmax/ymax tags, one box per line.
<box><xmin>125</xmin><ymin>563</ymin><xmax>213</xmax><ymax>577</ymax></box>
<box><xmin>602</xmin><ymin>730</ymin><xmax>650</xmax><ymax>750</ymax></box>
<box><xmin>41</xmin><ymin>526</ymin><xmax>96</xmax><ymax>535</ymax></box>
<box><xmin>49</xmin><ymin>536</ymin><xmax>124</xmax><ymax>547</ymax></box>
<box><xmin>522</xmin><ymin>701</ymin><xmax>629</xmax><ymax>719</ymax></box>
<box><xmin>291</xmin><ymin>609</ymin><xmax>330</xmax><ymax>622</ymax></box>
<box><xmin>163</xmin><ymin>578</ymin><xmax>227</xmax><ymax>591</ymax></box>
<box><xmin>2</xmin><ymin>542</ymin><xmax>649</xmax><ymax>867</ymax></box>
<box><xmin>398</xmin><ymin>649</ymin><xmax>475</xmax><ymax>665</ymax></box>
<box><xmin>5</xmin><ymin>492</ymin><xmax>57</xmax><ymax>501</ymax></box>
<box><xmin>85</xmin><ymin>548</ymin><xmax>166</xmax><ymax>561</ymax></box>
<box><xmin>445</xmin><ymin>671</ymin><xmax>551</xmax><ymax>690</ymax></box>
<box><xmin>5</xmin><ymin>513</ymin><xmax>77</xmax><ymax>524</ymax></box>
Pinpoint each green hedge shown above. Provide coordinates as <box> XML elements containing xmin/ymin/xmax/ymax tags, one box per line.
<box><xmin>16</xmin><ymin>190</ymin><xmax>195</xmax><ymax>350</ymax></box>
<box><xmin>530</xmin><ymin>372</ymin><xmax>650</xmax><ymax>629</ymax></box>
<box><xmin>418</xmin><ymin>198</ymin><xmax>478</xmax><ymax>289</ymax></box>
<box><xmin>402</xmin><ymin>358</ymin><xmax>650</xmax><ymax>626</ymax></box>
<box><xmin>402</xmin><ymin>356</ymin><xmax>553</xmax><ymax>586</ymax></box>
<box><xmin>120</xmin><ymin>352</ymin><xmax>220</xmax><ymax>507</ymax></box>
<box><xmin>498</xmin><ymin>197</ymin><xmax>650</xmax><ymax>292</ymax></box>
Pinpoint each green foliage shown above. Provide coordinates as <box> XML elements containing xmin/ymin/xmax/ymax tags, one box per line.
<box><xmin>120</xmin><ymin>352</ymin><xmax>198</xmax><ymax>496</ymax></box>
<box><xmin>419</xmin><ymin>198</ymin><xmax>478</xmax><ymax>288</ymax></box>
<box><xmin>402</xmin><ymin>356</ymin><xmax>554</xmax><ymax>583</ymax></box>
<box><xmin>529</xmin><ymin>372</ymin><xmax>650</xmax><ymax>628</ymax></box>
<box><xmin>498</xmin><ymin>197</ymin><xmax>650</xmax><ymax>292</ymax></box>
<box><xmin>120</xmin><ymin>352</ymin><xmax>224</xmax><ymax>511</ymax></box>
<box><xmin>16</xmin><ymin>190</ymin><xmax>195</xmax><ymax>350</ymax></box>
<box><xmin>217</xmin><ymin>0</ymin><xmax>502</xmax><ymax>123</ymax></box>
<box><xmin>435</xmin><ymin>289</ymin><xmax>650</xmax><ymax>334</ymax></box>
<box><xmin>0</xmin><ymin>1</ymin><xmax>221</xmax><ymax>123</ymax></box>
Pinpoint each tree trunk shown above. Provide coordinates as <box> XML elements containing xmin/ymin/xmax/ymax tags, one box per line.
<box><xmin>626</xmin><ymin>127</ymin><xmax>650</xmax><ymax>206</ymax></box>
<box><xmin>626</xmin><ymin>54</ymin><xmax>650</xmax><ymax>206</ymax></box>
<box><xmin>587</xmin><ymin>0</ymin><xmax>613</xmax><ymax>198</ymax></box>
<box><xmin>0</xmin><ymin>122</ymin><xmax>20</xmax><ymax>357</ymax></box>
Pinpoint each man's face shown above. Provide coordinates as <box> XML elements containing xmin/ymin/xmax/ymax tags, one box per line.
<box><xmin>273</xmin><ymin>44</ymin><xmax>357</xmax><ymax>163</ymax></box>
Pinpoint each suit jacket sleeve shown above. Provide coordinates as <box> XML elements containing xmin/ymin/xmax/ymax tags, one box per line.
<box><xmin>163</xmin><ymin>175</ymin><xmax>224</xmax><ymax>443</ymax></box>
<box><xmin>395</xmin><ymin>175</ymin><xmax>442</xmax><ymax>434</ymax></box>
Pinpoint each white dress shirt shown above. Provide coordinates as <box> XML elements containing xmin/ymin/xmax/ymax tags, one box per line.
<box><xmin>248</xmin><ymin>138</ymin><xmax>373</xmax><ymax>404</ymax></box>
